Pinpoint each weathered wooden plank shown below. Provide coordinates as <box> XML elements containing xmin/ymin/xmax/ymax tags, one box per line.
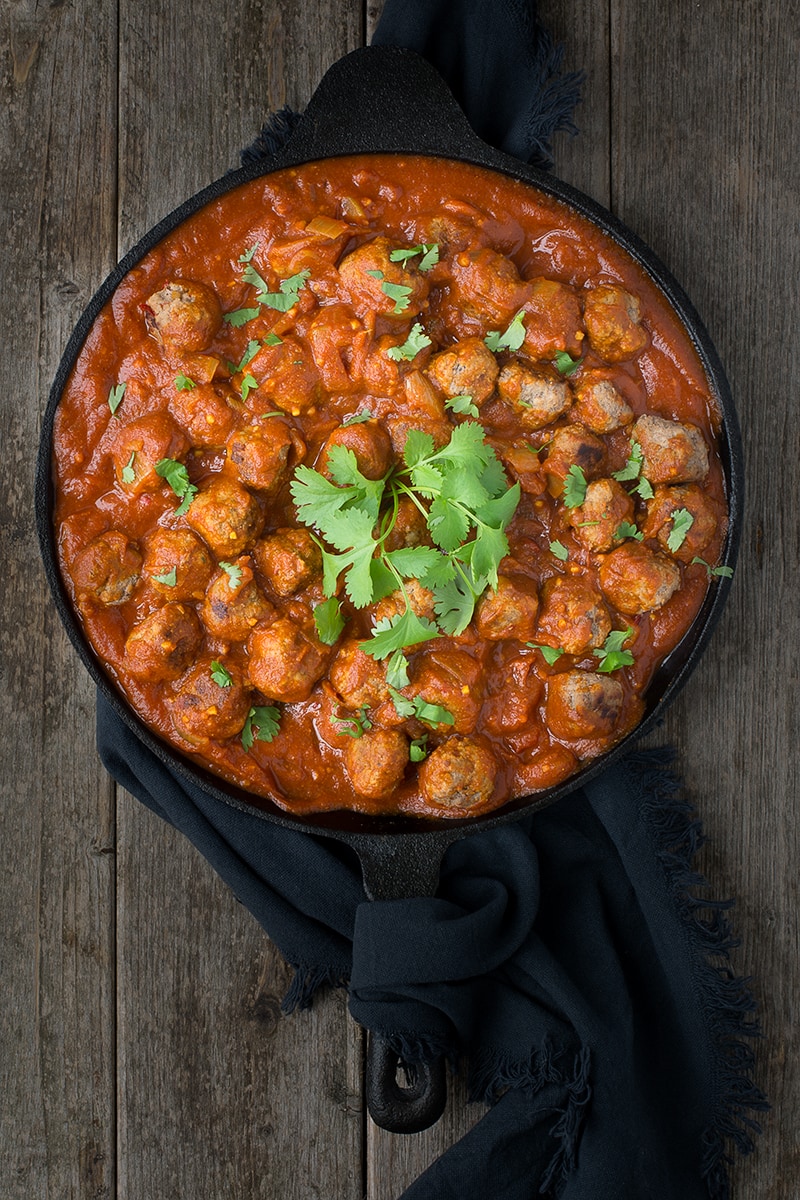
<box><xmin>612</xmin><ymin>0</ymin><xmax>800</xmax><ymax>1192</ymax></box>
<box><xmin>0</xmin><ymin>1</ymin><xmax>118</xmax><ymax>1197</ymax></box>
<box><xmin>114</xmin><ymin>3</ymin><xmax>365</xmax><ymax>1198</ymax></box>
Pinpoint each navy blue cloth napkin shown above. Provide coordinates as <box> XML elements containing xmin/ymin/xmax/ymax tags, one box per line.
<box><xmin>97</xmin><ymin>1</ymin><xmax>767</xmax><ymax>1196</ymax></box>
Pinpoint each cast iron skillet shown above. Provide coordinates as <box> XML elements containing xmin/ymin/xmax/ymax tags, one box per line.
<box><xmin>36</xmin><ymin>45</ymin><xmax>743</xmax><ymax>1134</ymax></box>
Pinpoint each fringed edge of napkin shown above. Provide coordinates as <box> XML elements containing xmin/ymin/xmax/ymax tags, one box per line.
<box><xmin>633</xmin><ymin>749</ymin><xmax>770</xmax><ymax>1200</ymax></box>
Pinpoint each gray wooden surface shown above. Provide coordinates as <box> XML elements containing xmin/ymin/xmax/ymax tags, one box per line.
<box><xmin>3</xmin><ymin>0</ymin><xmax>797</xmax><ymax>1195</ymax></box>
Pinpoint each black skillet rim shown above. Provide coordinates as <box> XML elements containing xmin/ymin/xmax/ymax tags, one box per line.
<box><xmin>35</xmin><ymin>46</ymin><xmax>743</xmax><ymax>858</ymax></box>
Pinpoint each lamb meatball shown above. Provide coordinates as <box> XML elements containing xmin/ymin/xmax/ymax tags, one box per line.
<box><xmin>475</xmin><ymin>574</ymin><xmax>540</xmax><ymax>641</ymax></box>
<box><xmin>583</xmin><ymin>284</ymin><xmax>648</xmax><ymax>362</ymax></box>
<box><xmin>521</xmin><ymin>277</ymin><xmax>584</xmax><ymax>361</ymax></box>
<box><xmin>247</xmin><ymin>618</ymin><xmax>327</xmax><ymax>702</ymax></box>
<box><xmin>570</xmin><ymin>370</ymin><xmax>634</xmax><ymax>433</ymax></box>
<box><xmin>543</xmin><ymin>424</ymin><xmax>607</xmax><ymax>496</ymax></box>
<box><xmin>448</xmin><ymin>247</ymin><xmax>530</xmax><ymax>325</ymax></box>
<box><xmin>72</xmin><ymin>531</ymin><xmax>142</xmax><ymax>606</ymax></box>
<box><xmin>245</xmin><ymin>337</ymin><xmax>321</xmax><ymax>415</ymax></box>
<box><xmin>374</xmin><ymin>579</ymin><xmax>437</xmax><ymax>629</ymax></box>
<box><xmin>566</xmin><ymin>478</ymin><xmax>636</xmax><ymax>552</ymax></box>
<box><xmin>321</xmin><ymin>419</ymin><xmax>393</xmax><ymax>481</ymax></box>
<box><xmin>536</xmin><ymin>576</ymin><xmax>612</xmax><ymax>655</ymax></box>
<box><xmin>343</xmin><ymin>728</ymin><xmax>409</xmax><ymax>800</ymax></box>
<box><xmin>329</xmin><ymin>641</ymin><xmax>388</xmax><ymax>710</ymax></box>
<box><xmin>418</xmin><ymin>736</ymin><xmax>498</xmax><ymax>812</ymax></box>
<box><xmin>169</xmin><ymin>657</ymin><xmax>250</xmax><ymax>742</ymax></box>
<box><xmin>227</xmin><ymin>418</ymin><xmax>306</xmax><ymax>493</ymax></box>
<box><xmin>124</xmin><ymin>602</ymin><xmax>203</xmax><ymax>682</ymax></box>
<box><xmin>642</xmin><ymin>483</ymin><xmax>723</xmax><ymax>562</ymax></box>
<box><xmin>185</xmin><ymin>476</ymin><xmax>263</xmax><ymax>557</ymax></box>
<box><xmin>202</xmin><ymin>559</ymin><xmax>274</xmax><ymax>641</ymax></box>
<box><xmin>144</xmin><ymin>279</ymin><xmax>222</xmax><ymax>351</ymax></box>
<box><xmin>426</xmin><ymin>337</ymin><xmax>499</xmax><ymax>407</ymax></box>
<box><xmin>545</xmin><ymin>670</ymin><xmax>624</xmax><ymax>740</ymax></box>
<box><xmin>599</xmin><ymin>542</ymin><xmax>682</xmax><ymax>614</ymax></box>
<box><xmin>253</xmin><ymin>528</ymin><xmax>322</xmax><ymax>598</ymax></box>
<box><xmin>143</xmin><ymin>527</ymin><xmax>213</xmax><ymax>601</ymax></box>
<box><xmin>383</xmin><ymin>495</ymin><xmax>431</xmax><ymax>552</ymax></box>
<box><xmin>497</xmin><ymin>362</ymin><xmax>571</xmax><ymax>430</ymax></box>
<box><xmin>408</xmin><ymin>649</ymin><xmax>483</xmax><ymax>734</ymax></box>
<box><xmin>338</xmin><ymin>236</ymin><xmax>429</xmax><ymax>319</ymax></box>
<box><xmin>112</xmin><ymin>413</ymin><xmax>190</xmax><ymax>496</ymax></box>
<box><xmin>170</xmin><ymin>381</ymin><xmax>240</xmax><ymax>448</ymax></box>
<box><xmin>632</xmin><ymin>415</ymin><xmax>710</xmax><ymax>485</ymax></box>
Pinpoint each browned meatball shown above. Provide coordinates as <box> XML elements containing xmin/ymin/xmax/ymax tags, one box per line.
<box><xmin>599</xmin><ymin>542</ymin><xmax>682</xmax><ymax>613</ymax></box>
<box><xmin>383</xmin><ymin>495</ymin><xmax>431</xmax><ymax>552</ymax></box>
<box><xmin>408</xmin><ymin>649</ymin><xmax>483</xmax><ymax>734</ymax></box>
<box><xmin>545</xmin><ymin>670</ymin><xmax>624</xmax><ymax>740</ymax></box>
<box><xmin>329</xmin><ymin>640</ymin><xmax>388</xmax><ymax>709</ymax></box>
<box><xmin>418</xmin><ymin>736</ymin><xmax>498</xmax><ymax>811</ymax></box>
<box><xmin>475</xmin><ymin>574</ymin><xmax>540</xmax><ymax>641</ymax></box>
<box><xmin>144</xmin><ymin>279</ymin><xmax>223</xmax><ymax>351</ymax></box>
<box><xmin>426</xmin><ymin>337</ymin><xmax>499</xmax><ymax>406</ymax></box>
<box><xmin>72</xmin><ymin>531</ymin><xmax>142</xmax><ymax>606</ymax></box>
<box><xmin>247</xmin><ymin>618</ymin><xmax>327</xmax><ymax>702</ymax></box>
<box><xmin>566</xmin><ymin>478</ymin><xmax>636</xmax><ymax>552</ymax></box>
<box><xmin>632</xmin><ymin>415</ymin><xmax>710</xmax><ymax>485</ymax></box>
<box><xmin>124</xmin><ymin>602</ymin><xmax>203</xmax><ymax>682</ymax></box>
<box><xmin>536</xmin><ymin>576</ymin><xmax>612</xmax><ymax>655</ymax></box>
<box><xmin>253</xmin><ymin>528</ymin><xmax>322</xmax><ymax>598</ymax></box>
<box><xmin>306</xmin><ymin>303</ymin><xmax>363</xmax><ymax>391</ymax></box>
<box><xmin>338</xmin><ymin>236</ymin><xmax>430</xmax><ymax>320</ymax></box>
<box><xmin>321</xmin><ymin>419</ymin><xmax>393</xmax><ymax>481</ymax></box>
<box><xmin>543</xmin><ymin>424</ymin><xmax>607</xmax><ymax>496</ymax></box>
<box><xmin>226</xmin><ymin>418</ymin><xmax>306</xmax><ymax>493</ymax></box>
<box><xmin>374</xmin><ymin>579</ymin><xmax>437</xmax><ymax>629</ymax></box>
<box><xmin>343</xmin><ymin>729</ymin><xmax>409</xmax><ymax>799</ymax></box>
<box><xmin>521</xmin><ymin>277</ymin><xmax>584</xmax><ymax>361</ymax></box>
<box><xmin>202</xmin><ymin>558</ymin><xmax>274</xmax><ymax>641</ymax></box>
<box><xmin>169</xmin><ymin>381</ymin><xmax>240</xmax><ymax>448</ymax></box>
<box><xmin>143</xmin><ymin>527</ymin><xmax>214</xmax><ymax>601</ymax></box>
<box><xmin>583</xmin><ymin>285</ymin><xmax>648</xmax><ymax>362</ymax></box>
<box><xmin>570</xmin><ymin>370</ymin><xmax>634</xmax><ymax>433</ymax></box>
<box><xmin>112</xmin><ymin>414</ymin><xmax>190</xmax><ymax>496</ymax></box>
<box><xmin>185</xmin><ymin>476</ymin><xmax>263</xmax><ymax>557</ymax></box>
<box><xmin>246</xmin><ymin>337</ymin><xmax>321</xmax><ymax>415</ymax></box>
<box><xmin>642</xmin><ymin>484</ymin><xmax>723</xmax><ymax>562</ymax></box>
<box><xmin>497</xmin><ymin>362</ymin><xmax>571</xmax><ymax>430</ymax></box>
<box><xmin>169</xmin><ymin>657</ymin><xmax>251</xmax><ymax>742</ymax></box>
<box><xmin>449</xmin><ymin>247</ymin><xmax>530</xmax><ymax>325</ymax></box>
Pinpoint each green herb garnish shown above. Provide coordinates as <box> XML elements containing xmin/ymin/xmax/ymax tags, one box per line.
<box><xmin>691</xmin><ymin>556</ymin><xmax>734</xmax><ymax>579</ymax></box>
<box><xmin>409</xmin><ymin>735</ymin><xmax>429</xmax><ymax>762</ymax></box>
<box><xmin>223</xmin><ymin>306</ymin><xmax>261</xmax><ymax>327</ymax></box>
<box><xmin>381</xmin><ymin>280</ymin><xmax>414</xmax><ymax>313</ymax></box>
<box><xmin>239</xmin><ymin>243</ymin><xmax>259</xmax><ymax>263</ymax></box>
<box><xmin>553</xmin><ymin>351</ymin><xmax>581</xmax><ymax>375</ymax></box>
<box><xmin>562</xmin><ymin>465</ymin><xmax>588</xmax><ymax>508</ymax></box>
<box><xmin>242</xmin><ymin>705</ymin><xmax>281</xmax><ymax>749</ymax></box>
<box><xmin>667</xmin><ymin>508</ymin><xmax>694</xmax><ymax>553</ymax></box>
<box><xmin>152</xmin><ymin>566</ymin><xmax>177</xmax><ymax>587</ymax></box>
<box><xmin>242</xmin><ymin>264</ymin><xmax>310</xmax><ymax>312</ymax></box>
<box><xmin>175</xmin><ymin>372</ymin><xmax>196</xmax><ymax>390</ymax></box>
<box><xmin>593</xmin><ymin>628</ymin><xmax>635</xmax><ymax>673</ymax></box>
<box><xmin>616</xmin><ymin>521</ymin><xmax>643</xmax><ymax>541</ymax></box>
<box><xmin>389</xmin><ymin>243</ymin><xmax>439</xmax><ymax>271</ymax></box>
<box><xmin>210</xmin><ymin>660</ymin><xmax>233</xmax><ymax>687</ymax></box>
<box><xmin>155</xmin><ymin>457</ymin><xmax>197</xmax><ymax>515</ymax></box>
<box><xmin>549</xmin><ymin>539</ymin><xmax>569</xmax><ymax>561</ymax></box>
<box><xmin>333</xmin><ymin>706</ymin><xmax>372</xmax><ymax>739</ymax></box>
<box><xmin>121</xmin><ymin>451</ymin><xmax>136</xmax><ymax>484</ymax></box>
<box><xmin>389</xmin><ymin>688</ymin><xmax>455</xmax><ymax>728</ymax></box>
<box><xmin>239</xmin><ymin>372</ymin><xmax>258</xmax><ymax>402</ymax></box>
<box><xmin>484</xmin><ymin>309</ymin><xmax>526</xmax><ymax>353</ymax></box>
<box><xmin>219</xmin><ymin>561</ymin><xmax>243</xmax><ymax>590</ymax></box>
<box><xmin>445</xmin><ymin>393</ymin><xmax>480</xmax><ymax>418</ymax></box>
<box><xmin>386</xmin><ymin>323</ymin><xmax>433</xmax><ymax>362</ymax></box>
<box><xmin>526</xmin><ymin>643</ymin><xmax>566</xmax><ymax>666</ymax></box>
<box><xmin>342</xmin><ymin>410</ymin><xmax>373</xmax><ymax>425</ymax></box>
<box><xmin>313</xmin><ymin>597</ymin><xmax>345</xmax><ymax>645</ymax></box>
<box><xmin>108</xmin><ymin>382</ymin><xmax>127</xmax><ymax>415</ymax></box>
<box><xmin>385</xmin><ymin>649</ymin><xmax>410</xmax><ymax>689</ymax></box>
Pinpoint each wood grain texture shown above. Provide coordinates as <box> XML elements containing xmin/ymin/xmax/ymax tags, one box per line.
<box><xmin>3</xmin><ymin>0</ymin><xmax>796</xmax><ymax>1196</ymax></box>
<box><xmin>0</xmin><ymin>1</ymin><xmax>118</xmax><ymax>1197</ymax></box>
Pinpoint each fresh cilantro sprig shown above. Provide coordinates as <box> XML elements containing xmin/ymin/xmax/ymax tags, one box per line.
<box><xmin>152</xmin><ymin>566</ymin><xmax>177</xmax><ymax>587</ymax></box>
<box><xmin>553</xmin><ymin>351</ymin><xmax>581</xmax><ymax>376</ymax></box>
<box><xmin>121</xmin><ymin>451</ymin><xmax>136</xmax><ymax>484</ymax></box>
<box><xmin>155</xmin><ymin>457</ymin><xmax>197</xmax><ymax>515</ymax></box>
<box><xmin>445</xmin><ymin>393</ymin><xmax>480</xmax><ymax>418</ymax></box>
<box><xmin>691</xmin><ymin>556</ymin><xmax>734</xmax><ymax>580</ymax></box>
<box><xmin>242</xmin><ymin>705</ymin><xmax>281</xmax><ymax>750</ymax></box>
<box><xmin>409</xmin><ymin>735</ymin><xmax>429</xmax><ymax>762</ymax></box>
<box><xmin>549</xmin><ymin>539</ymin><xmax>569</xmax><ymax>561</ymax></box>
<box><xmin>381</xmin><ymin>281</ymin><xmax>413</xmax><ymax>313</ymax></box>
<box><xmin>290</xmin><ymin>420</ymin><xmax>521</xmax><ymax>655</ymax></box>
<box><xmin>313</xmin><ymin>597</ymin><xmax>345</xmax><ymax>645</ymax></box>
<box><xmin>242</xmin><ymin>265</ymin><xmax>310</xmax><ymax>312</ymax></box>
<box><xmin>593</xmin><ymin>628</ymin><xmax>635</xmax><ymax>673</ymax></box>
<box><xmin>387</xmin><ymin>323</ymin><xmax>432</xmax><ymax>362</ymax></box>
<box><xmin>108</xmin><ymin>382</ymin><xmax>127</xmax><ymax>416</ymax></box>
<box><xmin>616</xmin><ymin>521</ymin><xmax>643</xmax><ymax>541</ymax></box>
<box><xmin>175</xmin><ymin>372</ymin><xmax>196</xmax><ymax>391</ymax></box>
<box><xmin>667</xmin><ymin>508</ymin><xmax>694</xmax><ymax>553</ymax></box>
<box><xmin>526</xmin><ymin>643</ymin><xmax>565</xmax><ymax>666</ymax></box>
<box><xmin>210</xmin><ymin>660</ymin><xmax>233</xmax><ymax>687</ymax></box>
<box><xmin>562</xmin><ymin>465</ymin><xmax>588</xmax><ymax>508</ymax></box>
<box><xmin>613</xmin><ymin>440</ymin><xmax>654</xmax><ymax>499</ymax></box>
<box><xmin>389</xmin><ymin>688</ymin><xmax>455</xmax><ymax>728</ymax></box>
<box><xmin>219</xmin><ymin>561</ymin><xmax>243</xmax><ymax>590</ymax></box>
<box><xmin>485</xmin><ymin>309</ymin><xmax>526</xmax><ymax>352</ymax></box>
<box><xmin>389</xmin><ymin>243</ymin><xmax>439</xmax><ymax>271</ymax></box>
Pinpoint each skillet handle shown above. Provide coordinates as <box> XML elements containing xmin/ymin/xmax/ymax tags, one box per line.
<box><xmin>349</xmin><ymin>829</ymin><xmax>460</xmax><ymax>1134</ymax></box>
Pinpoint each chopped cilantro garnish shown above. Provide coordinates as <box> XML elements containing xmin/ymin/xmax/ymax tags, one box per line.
<box><xmin>409</xmin><ymin>735</ymin><xmax>429</xmax><ymax>762</ymax></box>
<box><xmin>385</xmin><ymin>649</ymin><xmax>410</xmax><ymax>689</ymax></box>
<box><xmin>484</xmin><ymin>309</ymin><xmax>526</xmax><ymax>353</ymax></box>
<box><xmin>562</xmin><ymin>465</ymin><xmax>588</xmax><ymax>508</ymax></box>
<box><xmin>593</xmin><ymin>628</ymin><xmax>635</xmax><ymax>673</ymax></box>
<box><xmin>174</xmin><ymin>372</ymin><xmax>196</xmax><ymax>390</ymax></box>
<box><xmin>386</xmin><ymin>323</ymin><xmax>432</xmax><ymax>362</ymax></box>
<box><xmin>210</xmin><ymin>659</ymin><xmax>233</xmax><ymax>688</ymax></box>
<box><xmin>239</xmin><ymin>372</ymin><xmax>258</xmax><ymax>401</ymax></box>
<box><xmin>342</xmin><ymin>410</ymin><xmax>373</xmax><ymax>425</ymax></box>
<box><xmin>389</xmin><ymin>243</ymin><xmax>439</xmax><ymax>271</ymax></box>
<box><xmin>243</xmin><ymin>264</ymin><xmax>310</xmax><ymax>312</ymax></box>
<box><xmin>219</xmin><ymin>561</ymin><xmax>243</xmax><ymax>590</ymax></box>
<box><xmin>333</xmin><ymin>706</ymin><xmax>372</xmax><ymax>739</ymax></box>
<box><xmin>613</xmin><ymin>441</ymin><xmax>644</xmax><ymax>483</ymax></box>
<box><xmin>242</xmin><ymin>705</ymin><xmax>281</xmax><ymax>749</ymax></box>
<box><xmin>121</xmin><ymin>451</ymin><xmax>136</xmax><ymax>485</ymax></box>
<box><xmin>633</xmin><ymin>475</ymin><xmax>655</xmax><ymax>501</ymax></box>
<box><xmin>526</xmin><ymin>643</ymin><xmax>565</xmax><ymax>666</ymax></box>
<box><xmin>667</xmin><ymin>508</ymin><xmax>694</xmax><ymax>553</ymax></box>
<box><xmin>152</xmin><ymin>566</ymin><xmax>177</xmax><ymax>587</ymax></box>
<box><xmin>389</xmin><ymin>688</ymin><xmax>455</xmax><ymax>728</ymax></box>
<box><xmin>239</xmin><ymin>243</ymin><xmax>259</xmax><ymax>263</ymax></box>
<box><xmin>264</xmin><ymin>331</ymin><xmax>283</xmax><ymax>346</ymax></box>
<box><xmin>108</xmin><ymin>382</ymin><xmax>126</xmax><ymax>416</ymax></box>
<box><xmin>445</xmin><ymin>393</ymin><xmax>480</xmax><ymax>418</ymax></box>
<box><xmin>691</xmin><ymin>557</ymin><xmax>734</xmax><ymax>580</ymax></box>
<box><xmin>381</xmin><ymin>280</ymin><xmax>413</xmax><ymax>313</ymax></box>
<box><xmin>223</xmin><ymin>306</ymin><xmax>261</xmax><ymax>327</ymax></box>
<box><xmin>155</xmin><ymin>457</ymin><xmax>197</xmax><ymax>515</ymax></box>
<box><xmin>549</xmin><ymin>539</ymin><xmax>569</xmax><ymax>561</ymax></box>
<box><xmin>553</xmin><ymin>351</ymin><xmax>581</xmax><ymax>375</ymax></box>
<box><xmin>313</xmin><ymin>597</ymin><xmax>345</xmax><ymax>645</ymax></box>
<box><xmin>615</xmin><ymin>521</ymin><xmax>643</xmax><ymax>541</ymax></box>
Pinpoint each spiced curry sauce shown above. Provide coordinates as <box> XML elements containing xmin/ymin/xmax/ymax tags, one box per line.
<box><xmin>53</xmin><ymin>155</ymin><xmax>727</xmax><ymax>818</ymax></box>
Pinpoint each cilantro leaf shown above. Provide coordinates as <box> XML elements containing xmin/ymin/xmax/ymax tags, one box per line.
<box><xmin>152</xmin><ymin>566</ymin><xmax>177</xmax><ymax>587</ymax></box>
<box><xmin>219</xmin><ymin>560</ymin><xmax>243</xmax><ymax>590</ymax></box>
<box><xmin>633</xmin><ymin>475</ymin><xmax>654</xmax><ymax>501</ymax></box>
<box><xmin>210</xmin><ymin>659</ymin><xmax>233</xmax><ymax>687</ymax></box>
<box><xmin>343</xmin><ymin>409</ymin><xmax>373</xmax><ymax>425</ymax></box>
<box><xmin>432</xmin><ymin>573</ymin><xmax>477</xmax><ymax>635</ymax></box>
<box><xmin>108</xmin><ymin>382</ymin><xmax>126</xmax><ymax>415</ymax></box>
<box><xmin>236</xmin><ymin>339</ymin><xmax>262</xmax><ymax>372</ymax></box>
<box><xmin>242</xmin><ymin>705</ymin><xmax>281</xmax><ymax>750</ymax></box>
<box><xmin>562</xmin><ymin>465</ymin><xmax>588</xmax><ymax>508</ymax></box>
<box><xmin>445</xmin><ymin>393</ymin><xmax>480</xmax><ymax>418</ymax></box>
<box><xmin>239</xmin><ymin>372</ymin><xmax>258</xmax><ymax>401</ymax></box>
<box><xmin>361</xmin><ymin>609</ymin><xmax>439</xmax><ymax>660</ymax></box>
<box><xmin>593</xmin><ymin>628</ymin><xmax>635</xmax><ymax>673</ymax></box>
<box><xmin>615</xmin><ymin>521</ymin><xmax>643</xmax><ymax>541</ymax></box>
<box><xmin>175</xmin><ymin>372</ymin><xmax>196</xmax><ymax>390</ymax></box>
<box><xmin>333</xmin><ymin>706</ymin><xmax>373</xmax><ymax>738</ymax></box>
<box><xmin>155</xmin><ymin>457</ymin><xmax>197</xmax><ymax>514</ymax></box>
<box><xmin>385</xmin><ymin>649</ymin><xmax>410</xmax><ymax>689</ymax></box>
<box><xmin>264</xmin><ymin>332</ymin><xmax>283</xmax><ymax>346</ymax></box>
<box><xmin>313</xmin><ymin>597</ymin><xmax>345</xmax><ymax>645</ymax></box>
<box><xmin>550</xmin><ymin>539</ymin><xmax>569</xmax><ymax>561</ymax></box>
<box><xmin>412</xmin><ymin>697</ymin><xmax>456</xmax><ymax>727</ymax></box>
<box><xmin>553</xmin><ymin>351</ymin><xmax>581</xmax><ymax>376</ymax></box>
<box><xmin>386</xmin><ymin>323</ymin><xmax>432</xmax><ymax>361</ymax></box>
<box><xmin>691</xmin><ymin>556</ymin><xmax>734</xmax><ymax>580</ymax></box>
<box><xmin>613</xmin><ymin>441</ymin><xmax>644</xmax><ymax>483</ymax></box>
<box><xmin>121</xmin><ymin>451</ymin><xmax>136</xmax><ymax>485</ymax></box>
<box><xmin>381</xmin><ymin>281</ymin><xmax>413</xmax><ymax>313</ymax></box>
<box><xmin>239</xmin><ymin>243</ymin><xmax>259</xmax><ymax>263</ymax></box>
<box><xmin>409</xmin><ymin>735</ymin><xmax>429</xmax><ymax>762</ymax></box>
<box><xmin>526</xmin><ymin>643</ymin><xmax>565</xmax><ymax>666</ymax></box>
<box><xmin>243</xmin><ymin>265</ymin><xmax>310</xmax><ymax>311</ymax></box>
<box><xmin>223</xmin><ymin>306</ymin><xmax>261</xmax><ymax>327</ymax></box>
<box><xmin>389</xmin><ymin>242</ymin><xmax>439</xmax><ymax>271</ymax></box>
<box><xmin>484</xmin><ymin>309</ymin><xmax>526</xmax><ymax>352</ymax></box>
<box><xmin>667</xmin><ymin>508</ymin><xmax>694</xmax><ymax>553</ymax></box>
